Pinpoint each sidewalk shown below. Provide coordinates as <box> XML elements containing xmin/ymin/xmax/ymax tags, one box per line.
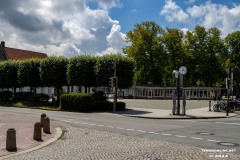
<box><xmin>0</xmin><ymin>113</ymin><xmax>64</xmax><ymax>159</ymax></box>
<box><xmin>116</xmin><ymin>107</ymin><xmax>239</xmax><ymax>119</ymax></box>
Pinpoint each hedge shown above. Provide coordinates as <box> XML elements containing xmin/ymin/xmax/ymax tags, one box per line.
<box><xmin>60</xmin><ymin>93</ymin><xmax>94</xmax><ymax>111</ymax></box>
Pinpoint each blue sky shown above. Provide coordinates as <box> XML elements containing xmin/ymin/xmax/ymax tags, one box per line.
<box><xmin>0</xmin><ymin>0</ymin><xmax>240</xmax><ymax>57</ymax></box>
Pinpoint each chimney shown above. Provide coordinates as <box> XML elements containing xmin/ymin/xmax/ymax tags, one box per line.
<box><xmin>1</xmin><ymin>41</ymin><xmax>5</xmax><ymax>49</ymax></box>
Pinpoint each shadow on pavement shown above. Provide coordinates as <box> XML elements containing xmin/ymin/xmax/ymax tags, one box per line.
<box><xmin>116</xmin><ymin>109</ymin><xmax>152</xmax><ymax>115</ymax></box>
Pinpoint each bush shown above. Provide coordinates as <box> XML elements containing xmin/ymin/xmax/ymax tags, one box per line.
<box><xmin>110</xmin><ymin>102</ymin><xmax>126</xmax><ymax>111</ymax></box>
<box><xmin>28</xmin><ymin>93</ymin><xmax>49</xmax><ymax>102</ymax></box>
<box><xmin>93</xmin><ymin>101</ymin><xmax>111</xmax><ymax>111</ymax></box>
<box><xmin>14</xmin><ymin>92</ymin><xmax>33</xmax><ymax>101</ymax></box>
<box><xmin>0</xmin><ymin>91</ymin><xmax>13</xmax><ymax>102</ymax></box>
<box><xmin>60</xmin><ymin>93</ymin><xmax>94</xmax><ymax>111</ymax></box>
<box><xmin>92</xmin><ymin>91</ymin><xmax>107</xmax><ymax>101</ymax></box>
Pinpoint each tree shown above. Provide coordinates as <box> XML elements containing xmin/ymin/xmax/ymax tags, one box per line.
<box><xmin>123</xmin><ymin>21</ymin><xmax>166</xmax><ymax>85</ymax></box>
<box><xmin>0</xmin><ymin>60</ymin><xmax>19</xmax><ymax>96</ymax></box>
<box><xmin>18</xmin><ymin>59</ymin><xmax>41</xmax><ymax>93</ymax></box>
<box><xmin>96</xmin><ymin>54</ymin><xmax>134</xmax><ymax>89</ymax></box>
<box><xmin>40</xmin><ymin>57</ymin><xmax>68</xmax><ymax>105</ymax></box>
<box><xmin>185</xmin><ymin>26</ymin><xmax>225</xmax><ymax>86</ymax></box>
<box><xmin>67</xmin><ymin>55</ymin><xmax>97</xmax><ymax>93</ymax></box>
<box><xmin>161</xmin><ymin>28</ymin><xmax>188</xmax><ymax>84</ymax></box>
<box><xmin>225</xmin><ymin>31</ymin><xmax>240</xmax><ymax>98</ymax></box>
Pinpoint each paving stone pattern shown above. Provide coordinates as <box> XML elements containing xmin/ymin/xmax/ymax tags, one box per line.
<box><xmin>5</xmin><ymin>127</ymin><xmax>240</xmax><ymax>160</ymax></box>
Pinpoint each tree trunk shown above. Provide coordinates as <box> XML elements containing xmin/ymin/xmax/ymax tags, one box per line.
<box><xmin>85</xmin><ymin>86</ymin><xmax>87</xmax><ymax>93</ymax></box>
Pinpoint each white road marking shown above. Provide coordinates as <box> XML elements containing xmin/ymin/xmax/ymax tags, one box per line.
<box><xmin>89</xmin><ymin>124</ymin><xmax>96</xmax><ymax>126</ymax></box>
<box><xmin>107</xmin><ymin>126</ymin><xmax>114</xmax><ymax>128</ymax></box>
<box><xmin>215</xmin><ymin>122</ymin><xmax>224</xmax><ymax>124</ymax></box>
<box><xmin>126</xmin><ymin>129</ymin><xmax>135</xmax><ymax>131</ymax></box>
<box><xmin>116</xmin><ymin>127</ymin><xmax>124</xmax><ymax>130</ymax></box>
<box><xmin>81</xmin><ymin>122</ymin><xmax>88</xmax><ymax>125</ymax></box>
<box><xmin>161</xmin><ymin>133</ymin><xmax>172</xmax><ymax>136</ymax></box>
<box><xmin>137</xmin><ymin>130</ymin><xmax>146</xmax><ymax>133</ymax></box>
<box><xmin>190</xmin><ymin>137</ymin><xmax>203</xmax><ymax>140</ymax></box>
<box><xmin>148</xmin><ymin>132</ymin><xmax>159</xmax><ymax>134</ymax></box>
<box><xmin>97</xmin><ymin>125</ymin><xmax>105</xmax><ymax>127</ymax></box>
<box><xmin>207</xmin><ymin>139</ymin><xmax>221</xmax><ymax>142</ymax></box>
<box><xmin>225</xmin><ymin>123</ymin><xmax>240</xmax><ymax>126</ymax></box>
<box><xmin>73</xmin><ymin>122</ymin><xmax>79</xmax><ymax>124</ymax></box>
<box><xmin>175</xmin><ymin>135</ymin><xmax>187</xmax><ymax>138</ymax></box>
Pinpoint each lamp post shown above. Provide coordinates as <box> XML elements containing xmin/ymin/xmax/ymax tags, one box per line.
<box><xmin>196</xmin><ymin>80</ymin><xmax>200</xmax><ymax>101</ymax></box>
<box><xmin>226</xmin><ymin>41</ymin><xmax>240</xmax><ymax>116</ymax></box>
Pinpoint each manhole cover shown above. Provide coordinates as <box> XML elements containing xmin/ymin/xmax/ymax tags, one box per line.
<box><xmin>196</xmin><ymin>132</ymin><xmax>215</xmax><ymax>135</ymax></box>
<box><xmin>216</xmin><ymin>142</ymin><xmax>239</xmax><ymax>147</ymax></box>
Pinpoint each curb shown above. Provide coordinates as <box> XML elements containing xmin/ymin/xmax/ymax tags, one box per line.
<box><xmin>0</xmin><ymin>127</ymin><xmax>62</xmax><ymax>160</ymax></box>
<box><xmin>121</xmin><ymin>114</ymin><xmax>238</xmax><ymax>120</ymax></box>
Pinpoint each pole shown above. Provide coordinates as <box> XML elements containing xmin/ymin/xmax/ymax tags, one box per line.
<box><xmin>177</xmin><ymin>76</ymin><xmax>180</xmax><ymax>115</ymax></box>
<box><xmin>198</xmin><ymin>84</ymin><xmax>199</xmax><ymax>101</ymax></box>
<box><xmin>226</xmin><ymin>41</ymin><xmax>240</xmax><ymax>116</ymax></box>
<box><xmin>113</xmin><ymin>60</ymin><xmax>117</xmax><ymax>113</ymax></box>
<box><xmin>164</xmin><ymin>80</ymin><xmax>166</xmax><ymax>100</ymax></box>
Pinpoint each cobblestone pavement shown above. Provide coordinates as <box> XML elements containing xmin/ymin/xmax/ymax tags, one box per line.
<box><xmin>5</xmin><ymin>127</ymin><xmax>240</xmax><ymax>160</ymax></box>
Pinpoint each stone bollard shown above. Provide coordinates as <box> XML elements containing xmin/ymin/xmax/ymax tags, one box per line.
<box><xmin>209</xmin><ymin>101</ymin><xmax>211</xmax><ymax>111</ymax></box>
<box><xmin>33</xmin><ymin>122</ymin><xmax>42</xmax><ymax>141</ymax></box>
<box><xmin>6</xmin><ymin>128</ymin><xmax>17</xmax><ymax>152</ymax></box>
<box><xmin>43</xmin><ymin>117</ymin><xmax>51</xmax><ymax>134</ymax></box>
<box><xmin>41</xmin><ymin>113</ymin><xmax>47</xmax><ymax>127</ymax></box>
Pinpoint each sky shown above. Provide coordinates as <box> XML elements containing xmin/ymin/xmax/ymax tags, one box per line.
<box><xmin>0</xmin><ymin>0</ymin><xmax>240</xmax><ymax>57</ymax></box>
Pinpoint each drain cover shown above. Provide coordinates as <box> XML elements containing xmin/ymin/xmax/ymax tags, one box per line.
<box><xmin>196</xmin><ymin>132</ymin><xmax>215</xmax><ymax>135</ymax></box>
<box><xmin>216</xmin><ymin>142</ymin><xmax>239</xmax><ymax>147</ymax></box>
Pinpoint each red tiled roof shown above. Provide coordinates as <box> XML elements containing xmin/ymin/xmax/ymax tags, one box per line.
<box><xmin>5</xmin><ymin>47</ymin><xmax>48</xmax><ymax>60</ymax></box>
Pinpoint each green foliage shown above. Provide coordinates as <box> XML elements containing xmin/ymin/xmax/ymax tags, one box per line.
<box><xmin>28</xmin><ymin>93</ymin><xmax>49</xmax><ymax>102</ymax></box>
<box><xmin>18</xmin><ymin>59</ymin><xmax>41</xmax><ymax>88</ymax></box>
<box><xmin>67</xmin><ymin>55</ymin><xmax>97</xmax><ymax>91</ymax></box>
<box><xmin>123</xmin><ymin>21</ymin><xmax>165</xmax><ymax>84</ymax></box>
<box><xmin>96</xmin><ymin>54</ymin><xmax>134</xmax><ymax>88</ymax></box>
<box><xmin>14</xmin><ymin>92</ymin><xmax>33</xmax><ymax>101</ymax></box>
<box><xmin>40</xmin><ymin>56</ymin><xmax>68</xmax><ymax>105</ymax></box>
<box><xmin>0</xmin><ymin>60</ymin><xmax>19</xmax><ymax>89</ymax></box>
<box><xmin>0</xmin><ymin>91</ymin><xmax>13</xmax><ymax>102</ymax></box>
<box><xmin>92</xmin><ymin>91</ymin><xmax>107</xmax><ymax>101</ymax></box>
<box><xmin>60</xmin><ymin>93</ymin><xmax>94</xmax><ymax>111</ymax></box>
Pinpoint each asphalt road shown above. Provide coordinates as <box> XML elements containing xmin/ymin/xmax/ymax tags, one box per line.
<box><xmin>1</xmin><ymin>105</ymin><xmax>240</xmax><ymax>157</ymax></box>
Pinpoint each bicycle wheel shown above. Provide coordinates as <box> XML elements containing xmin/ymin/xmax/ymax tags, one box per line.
<box><xmin>213</xmin><ymin>104</ymin><xmax>218</xmax><ymax>112</ymax></box>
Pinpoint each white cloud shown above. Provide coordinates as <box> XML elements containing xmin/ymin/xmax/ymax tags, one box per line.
<box><xmin>0</xmin><ymin>0</ymin><xmax>126</xmax><ymax>57</ymax></box>
<box><xmin>160</xmin><ymin>0</ymin><xmax>189</xmax><ymax>22</ymax></box>
<box><xmin>161</xmin><ymin>1</ymin><xmax>240</xmax><ymax>37</ymax></box>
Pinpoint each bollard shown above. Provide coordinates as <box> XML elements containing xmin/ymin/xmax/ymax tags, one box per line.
<box><xmin>6</xmin><ymin>128</ymin><xmax>17</xmax><ymax>151</ymax></box>
<box><xmin>33</xmin><ymin>122</ymin><xmax>42</xmax><ymax>141</ymax></box>
<box><xmin>209</xmin><ymin>101</ymin><xmax>211</xmax><ymax>111</ymax></box>
<box><xmin>40</xmin><ymin>113</ymin><xmax>47</xmax><ymax>127</ymax></box>
<box><xmin>43</xmin><ymin>117</ymin><xmax>51</xmax><ymax>134</ymax></box>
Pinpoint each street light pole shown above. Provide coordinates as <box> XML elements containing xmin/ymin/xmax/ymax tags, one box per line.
<box><xmin>226</xmin><ymin>41</ymin><xmax>240</xmax><ymax>116</ymax></box>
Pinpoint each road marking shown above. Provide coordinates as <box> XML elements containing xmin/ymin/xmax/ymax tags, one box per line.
<box><xmin>175</xmin><ymin>135</ymin><xmax>186</xmax><ymax>138</ymax></box>
<box><xmin>215</xmin><ymin>122</ymin><xmax>224</xmax><ymax>124</ymax></box>
<box><xmin>97</xmin><ymin>125</ymin><xmax>105</xmax><ymax>127</ymax></box>
<box><xmin>180</xmin><ymin>120</ymin><xmax>196</xmax><ymax>122</ymax></box>
<box><xmin>89</xmin><ymin>124</ymin><xmax>96</xmax><ymax>126</ymax></box>
<box><xmin>148</xmin><ymin>132</ymin><xmax>158</xmax><ymax>134</ymax></box>
<box><xmin>81</xmin><ymin>122</ymin><xmax>88</xmax><ymax>125</ymax></box>
<box><xmin>207</xmin><ymin>139</ymin><xmax>221</xmax><ymax>143</ymax></box>
<box><xmin>116</xmin><ymin>127</ymin><xmax>124</xmax><ymax>130</ymax></box>
<box><xmin>137</xmin><ymin>130</ymin><xmax>146</xmax><ymax>133</ymax></box>
<box><xmin>190</xmin><ymin>137</ymin><xmax>203</xmax><ymax>140</ymax></box>
<box><xmin>225</xmin><ymin>123</ymin><xmax>240</xmax><ymax>126</ymax></box>
<box><xmin>161</xmin><ymin>133</ymin><xmax>172</xmax><ymax>136</ymax></box>
<box><xmin>107</xmin><ymin>126</ymin><xmax>114</xmax><ymax>128</ymax></box>
<box><xmin>126</xmin><ymin>129</ymin><xmax>135</xmax><ymax>131</ymax></box>
<box><xmin>73</xmin><ymin>122</ymin><xmax>79</xmax><ymax>124</ymax></box>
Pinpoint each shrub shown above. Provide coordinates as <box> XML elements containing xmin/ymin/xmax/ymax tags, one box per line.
<box><xmin>29</xmin><ymin>93</ymin><xmax>49</xmax><ymax>102</ymax></box>
<box><xmin>14</xmin><ymin>92</ymin><xmax>33</xmax><ymax>101</ymax></box>
<box><xmin>92</xmin><ymin>91</ymin><xmax>107</xmax><ymax>101</ymax></box>
<box><xmin>110</xmin><ymin>102</ymin><xmax>126</xmax><ymax>111</ymax></box>
<box><xmin>60</xmin><ymin>93</ymin><xmax>94</xmax><ymax>111</ymax></box>
<box><xmin>93</xmin><ymin>101</ymin><xmax>111</xmax><ymax>111</ymax></box>
<box><xmin>0</xmin><ymin>91</ymin><xmax>13</xmax><ymax>102</ymax></box>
